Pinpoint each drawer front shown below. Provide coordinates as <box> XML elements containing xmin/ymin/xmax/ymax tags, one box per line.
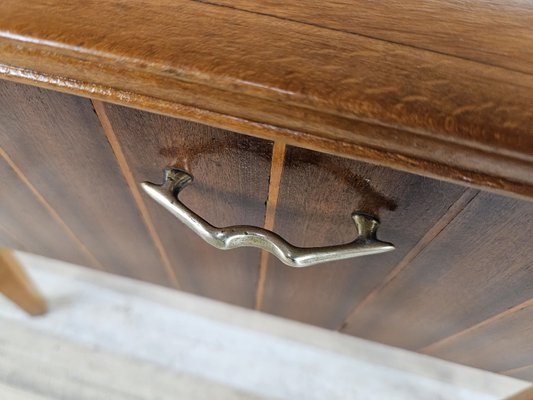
<box><xmin>0</xmin><ymin>80</ymin><xmax>272</xmax><ymax>307</ymax></box>
<box><xmin>260</xmin><ymin>146</ymin><xmax>467</xmax><ymax>328</ymax></box>
<box><xmin>100</xmin><ymin>103</ymin><xmax>273</xmax><ymax>307</ymax></box>
<box><xmin>0</xmin><ymin>80</ymin><xmax>532</xmax><ymax>379</ymax></box>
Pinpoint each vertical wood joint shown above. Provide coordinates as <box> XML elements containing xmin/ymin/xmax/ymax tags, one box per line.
<box><xmin>92</xmin><ymin>100</ymin><xmax>181</xmax><ymax>289</ymax></box>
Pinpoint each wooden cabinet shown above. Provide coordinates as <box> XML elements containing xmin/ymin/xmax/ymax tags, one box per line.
<box><xmin>0</xmin><ymin>79</ymin><xmax>532</xmax><ymax>380</ymax></box>
<box><xmin>0</xmin><ymin>0</ymin><xmax>532</xmax><ymax>382</ymax></box>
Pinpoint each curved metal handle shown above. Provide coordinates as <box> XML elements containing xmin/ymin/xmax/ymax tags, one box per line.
<box><xmin>141</xmin><ymin>168</ymin><xmax>395</xmax><ymax>268</ymax></box>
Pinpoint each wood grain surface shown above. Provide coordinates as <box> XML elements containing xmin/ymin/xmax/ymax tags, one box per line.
<box><xmin>259</xmin><ymin>146</ymin><xmax>468</xmax><ymax>328</ymax></box>
<box><xmin>212</xmin><ymin>0</ymin><xmax>533</xmax><ymax>73</ymax></box>
<box><xmin>343</xmin><ymin>192</ymin><xmax>533</xmax><ymax>352</ymax></box>
<box><xmin>0</xmin><ymin>0</ymin><xmax>532</xmax><ymax>200</ymax></box>
<box><xmin>0</xmin><ymin>153</ymin><xmax>93</xmax><ymax>266</ymax></box>
<box><xmin>0</xmin><ymin>73</ymin><xmax>531</xmax><ymax>377</ymax></box>
<box><xmin>423</xmin><ymin>301</ymin><xmax>533</xmax><ymax>375</ymax></box>
<box><xmin>100</xmin><ymin>102</ymin><xmax>272</xmax><ymax>308</ymax></box>
<box><xmin>0</xmin><ymin>80</ymin><xmax>173</xmax><ymax>286</ymax></box>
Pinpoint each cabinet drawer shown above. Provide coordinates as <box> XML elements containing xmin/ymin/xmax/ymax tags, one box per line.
<box><xmin>0</xmin><ymin>79</ymin><xmax>532</xmax><ymax>378</ymax></box>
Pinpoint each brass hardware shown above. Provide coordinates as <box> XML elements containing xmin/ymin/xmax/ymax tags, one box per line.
<box><xmin>141</xmin><ymin>168</ymin><xmax>395</xmax><ymax>268</ymax></box>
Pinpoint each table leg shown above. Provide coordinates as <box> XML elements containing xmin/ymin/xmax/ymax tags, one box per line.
<box><xmin>0</xmin><ymin>248</ymin><xmax>47</xmax><ymax>315</ymax></box>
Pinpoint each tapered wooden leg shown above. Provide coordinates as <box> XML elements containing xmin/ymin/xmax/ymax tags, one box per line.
<box><xmin>0</xmin><ymin>248</ymin><xmax>47</xmax><ymax>315</ymax></box>
<box><xmin>505</xmin><ymin>386</ymin><xmax>533</xmax><ymax>400</ymax></box>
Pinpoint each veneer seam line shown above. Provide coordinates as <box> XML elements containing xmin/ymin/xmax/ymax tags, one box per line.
<box><xmin>0</xmin><ymin>224</ymin><xmax>26</xmax><ymax>251</ymax></box>
<box><xmin>338</xmin><ymin>188</ymin><xmax>479</xmax><ymax>331</ymax></box>
<box><xmin>92</xmin><ymin>100</ymin><xmax>181</xmax><ymax>289</ymax></box>
<box><xmin>420</xmin><ymin>297</ymin><xmax>533</xmax><ymax>354</ymax></box>
<box><xmin>0</xmin><ymin>147</ymin><xmax>105</xmax><ymax>270</ymax></box>
<box><xmin>255</xmin><ymin>141</ymin><xmax>286</xmax><ymax>310</ymax></box>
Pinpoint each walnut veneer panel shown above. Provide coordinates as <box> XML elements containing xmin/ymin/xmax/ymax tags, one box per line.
<box><xmin>425</xmin><ymin>303</ymin><xmax>533</xmax><ymax>375</ymax></box>
<box><xmin>0</xmin><ymin>155</ymin><xmax>91</xmax><ymax>266</ymax></box>
<box><xmin>0</xmin><ymin>80</ymin><xmax>172</xmax><ymax>286</ymax></box>
<box><xmin>343</xmin><ymin>192</ymin><xmax>533</xmax><ymax>357</ymax></box>
<box><xmin>100</xmin><ymin>103</ymin><xmax>272</xmax><ymax>308</ymax></box>
<box><xmin>260</xmin><ymin>146</ymin><xmax>467</xmax><ymax>329</ymax></box>
<box><xmin>0</xmin><ymin>78</ymin><xmax>531</xmax><ymax>379</ymax></box>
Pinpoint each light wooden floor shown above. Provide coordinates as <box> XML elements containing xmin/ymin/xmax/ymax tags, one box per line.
<box><xmin>0</xmin><ymin>252</ymin><xmax>530</xmax><ymax>400</ymax></box>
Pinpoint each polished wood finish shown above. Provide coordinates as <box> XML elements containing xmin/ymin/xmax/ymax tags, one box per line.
<box><xmin>424</xmin><ymin>301</ymin><xmax>533</xmax><ymax>375</ymax></box>
<box><xmin>0</xmin><ymin>0</ymin><xmax>531</xmax><ymax>377</ymax></box>
<box><xmin>100</xmin><ymin>102</ymin><xmax>272</xmax><ymax>308</ymax></box>
<box><xmin>342</xmin><ymin>188</ymin><xmax>480</xmax><ymax>327</ymax></box>
<box><xmin>0</xmin><ymin>76</ymin><xmax>531</xmax><ymax>379</ymax></box>
<box><xmin>0</xmin><ymin>80</ymin><xmax>172</xmax><ymax>286</ymax></box>
<box><xmin>260</xmin><ymin>146</ymin><xmax>468</xmax><ymax>328</ymax></box>
<box><xmin>0</xmin><ymin>0</ymin><xmax>532</xmax><ymax>200</ymax></box>
<box><xmin>343</xmin><ymin>192</ymin><xmax>533</xmax><ymax>355</ymax></box>
<box><xmin>0</xmin><ymin>248</ymin><xmax>47</xmax><ymax>315</ymax></box>
<box><xmin>255</xmin><ymin>142</ymin><xmax>286</xmax><ymax>309</ymax></box>
<box><xmin>214</xmin><ymin>0</ymin><xmax>533</xmax><ymax>73</ymax></box>
<box><xmin>0</xmin><ymin>151</ymin><xmax>94</xmax><ymax>266</ymax></box>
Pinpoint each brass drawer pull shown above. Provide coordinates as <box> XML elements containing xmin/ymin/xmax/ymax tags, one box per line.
<box><xmin>142</xmin><ymin>168</ymin><xmax>394</xmax><ymax>268</ymax></box>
